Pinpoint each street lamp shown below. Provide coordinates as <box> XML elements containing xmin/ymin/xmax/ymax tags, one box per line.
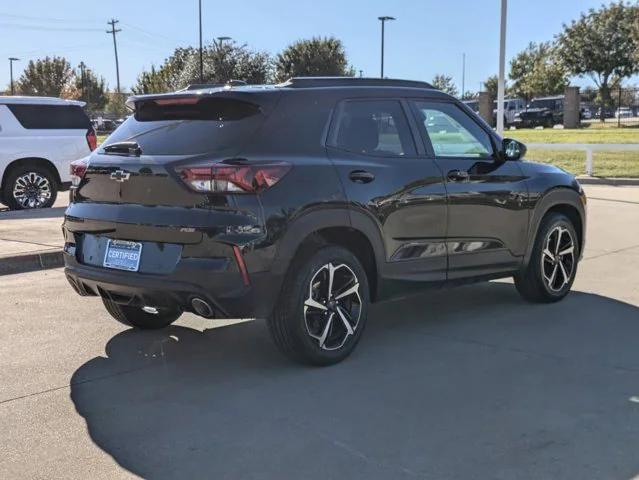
<box><xmin>377</xmin><ymin>16</ymin><xmax>395</xmax><ymax>78</ymax></box>
<box><xmin>9</xmin><ymin>57</ymin><xmax>19</xmax><ymax>95</ymax></box>
<box><xmin>216</xmin><ymin>36</ymin><xmax>232</xmax><ymax>48</ymax></box>
<box><xmin>496</xmin><ymin>0</ymin><xmax>507</xmax><ymax>134</ymax></box>
<box><xmin>198</xmin><ymin>0</ymin><xmax>203</xmax><ymax>82</ymax></box>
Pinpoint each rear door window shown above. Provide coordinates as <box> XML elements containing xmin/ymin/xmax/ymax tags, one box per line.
<box><xmin>330</xmin><ymin>100</ymin><xmax>416</xmax><ymax>157</ymax></box>
<box><xmin>7</xmin><ymin>104</ymin><xmax>90</xmax><ymax>129</ymax></box>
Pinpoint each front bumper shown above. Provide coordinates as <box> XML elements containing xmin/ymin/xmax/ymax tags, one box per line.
<box><xmin>64</xmin><ymin>251</ymin><xmax>283</xmax><ymax>319</ymax></box>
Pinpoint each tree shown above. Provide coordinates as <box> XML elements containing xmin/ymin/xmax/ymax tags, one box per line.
<box><xmin>15</xmin><ymin>56</ymin><xmax>74</xmax><ymax>97</ymax></box>
<box><xmin>557</xmin><ymin>2</ymin><xmax>639</xmax><ymax>120</ymax></box>
<box><xmin>483</xmin><ymin>75</ymin><xmax>499</xmax><ymax>100</ymax></box>
<box><xmin>75</xmin><ymin>64</ymin><xmax>108</xmax><ymax>111</ymax></box>
<box><xmin>431</xmin><ymin>74</ymin><xmax>459</xmax><ymax>97</ymax></box>
<box><xmin>105</xmin><ymin>92</ymin><xmax>128</xmax><ymax>117</ymax></box>
<box><xmin>275</xmin><ymin>37</ymin><xmax>354</xmax><ymax>82</ymax></box>
<box><xmin>133</xmin><ymin>42</ymin><xmax>272</xmax><ymax>93</ymax></box>
<box><xmin>461</xmin><ymin>91</ymin><xmax>478</xmax><ymax>100</ymax></box>
<box><xmin>509</xmin><ymin>42</ymin><xmax>568</xmax><ymax>101</ymax></box>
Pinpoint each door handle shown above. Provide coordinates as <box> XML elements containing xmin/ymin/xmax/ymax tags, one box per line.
<box><xmin>447</xmin><ymin>169</ymin><xmax>470</xmax><ymax>182</ymax></box>
<box><xmin>349</xmin><ymin>170</ymin><xmax>375</xmax><ymax>184</ymax></box>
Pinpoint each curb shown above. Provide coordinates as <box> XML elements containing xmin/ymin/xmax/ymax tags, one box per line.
<box><xmin>576</xmin><ymin>176</ymin><xmax>639</xmax><ymax>186</ymax></box>
<box><xmin>0</xmin><ymin>250</ymin><xmax>64</xmax><ymax>276</ymax></box>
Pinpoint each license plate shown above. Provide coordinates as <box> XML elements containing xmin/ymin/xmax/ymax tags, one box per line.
<box><xmin>103</xmin><ymin>239</ymin><xmax>143</xmax><ymax>272</ymax></box>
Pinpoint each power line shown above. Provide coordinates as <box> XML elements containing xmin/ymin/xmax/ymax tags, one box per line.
<box><xmin>0</xmin><ymin>12</ymin><xmax>103</xmax><ymax>24</ymax></box>
<box><xmin>0</xmin><ymin>22</ymin><xmax>102</xmax><ymax>32</ymax></box>
<box><xmin>106</xmin><ymin>19</ymin><xmax>122</xmax><ymax>93</ymax></box>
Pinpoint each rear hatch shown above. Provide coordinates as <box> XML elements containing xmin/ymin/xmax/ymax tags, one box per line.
<box><xmin>65</xmin><ymin>90</ymin><xmax>280</xmax><ymax>248</ymax></box>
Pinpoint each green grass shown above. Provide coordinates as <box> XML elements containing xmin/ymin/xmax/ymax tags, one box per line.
<box><xmin>507</xmin><ymin>128</ymin><xmax>639</xmax><ymax>144</ymax></box>
<box><xmin>525</xmin><ymin>149</ymin><xmax>639</xmax><ymax>178</ymax></box>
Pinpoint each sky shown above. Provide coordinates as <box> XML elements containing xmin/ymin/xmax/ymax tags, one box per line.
<box><xmin>0</xmin><ymin>0</ymin><xmax>634</xmax><ymax>93</ymax></box>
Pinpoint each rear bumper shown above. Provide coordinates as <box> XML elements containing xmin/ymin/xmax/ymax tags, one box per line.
<box><xmin>63</xmin><ymin>252</ymin><xmax>283</xmax><ymax>319</ymax></box>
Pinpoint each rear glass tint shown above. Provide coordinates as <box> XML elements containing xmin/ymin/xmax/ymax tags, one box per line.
<box><xmin>104</xmin><ymin>97</ymin><xmax>265</xmax><ymax>155</ymax></box>
<box><xmin>8</xmin><ymin>104</ymin><xmax>90</xmax><ymax>129</ymax></box>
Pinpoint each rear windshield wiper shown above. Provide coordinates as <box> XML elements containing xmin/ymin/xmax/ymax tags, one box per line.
<box><xmin>102</xmin><ymin>141</ymin><xmax>142</xmax><ymax>156</ymax></box>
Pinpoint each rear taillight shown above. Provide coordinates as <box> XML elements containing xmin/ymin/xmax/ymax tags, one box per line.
<box><xmin>86</xmin><ymin>127</ymin><xmax>97</xmax><ymax>151</ymax></box>
<box><xmin>70</xmin><ymin>158</ymin><xmax>88</xmax><ymax>186</ymax></box>
<box><xmin>176</xmin><ymin>162</ymin><xmax>292</xmax><ymax>193</ymax></box>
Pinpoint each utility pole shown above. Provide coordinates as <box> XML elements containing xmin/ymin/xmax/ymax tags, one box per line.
<box><xmin>496</xmin><ymin>0</ymin><xmax>507</xmax><ymax>135</ymax></box>
<box><xmin>198</xmin><ymin>0</ymin><xmax>203</xmax><ymax>82</ymax></box>
<box><xmin>106</xmin><ymin>19</ymin><xmax>122</xmax><ymax>93</ymax></box>
<box><xmin>461</xmin><ymin>53</ymin><xmax>466</xmax><ymax>99</ymax></box>
<box><xmin>8</xmin><ymin>57</ymin><xmax>19</xmax><ymax>95</ymax></box>
<box><xmin>378</xmin><ymin>16</ymin><xmax>395</xmax><ymax>78</ymax></box>
<box><xmin>79</xmin><ymin>62</ymin><xmax>86</xmax><ymax>99</ymax></box>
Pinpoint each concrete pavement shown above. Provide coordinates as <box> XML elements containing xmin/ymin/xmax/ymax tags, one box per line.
<box><xmin>1</xmin><ymin>186</ymin><xmax>639</xmax><ymax>479</ymax></box>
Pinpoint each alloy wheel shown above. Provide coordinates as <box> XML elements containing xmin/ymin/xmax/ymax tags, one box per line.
<box><xmin>12</xmin><ymin>172</ymin><xmax>52</xmax><ymax>209</ymax></box>
<box><xmin>541</xmin><ymin>226</ymin><xmax>575</xmax><ymax>292</ymax></box>
<box><xmin>303</xmin><ymin>262</ymin><xmax>362</xmax><ymax>351</ymax></box>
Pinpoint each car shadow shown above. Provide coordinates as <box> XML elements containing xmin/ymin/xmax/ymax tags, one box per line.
<box><xmin>0</xmin><ymin>206</ymin><xmax>66</xmax><ymax>219</ymax></box>
<box><xmin>70</xmin><ymin>282</ymin><xmax>639</xmax><ymax>479</ymax></box>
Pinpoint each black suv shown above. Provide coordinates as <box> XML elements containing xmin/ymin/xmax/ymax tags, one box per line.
<box><xmin>513</xmin><ymin>95</ymin><xmax>564</xmax><ymax>128</ymax></box>
<box><xmin>63</xmin><ymin>77</ymin><xmax>586</xmax><ymax>365</ymax></box>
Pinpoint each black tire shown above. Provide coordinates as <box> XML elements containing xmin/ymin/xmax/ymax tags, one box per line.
<box><xmin>102</xmin><ymin>298</ymin><xmax>182</xmax><ymax>330</ymax></box>
<box><xmin>268</xmin><ymin>245</ymin><xmax>370</xmax><ymax>366</ymax></box>
<box><xmin>2</xmin><ymin>162</ymin><xmax>59</xmax><ymax>210</ymax></box>
<box><xmin>515</xmin><ymin>212</ymin><xmax>579</xmax><ymax>303</ymax></box>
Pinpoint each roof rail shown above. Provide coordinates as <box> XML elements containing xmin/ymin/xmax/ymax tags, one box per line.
<box><xmin>282</xmin><ymin>77</ymin><xmax>434</xmax><ymax>90</ymax></box>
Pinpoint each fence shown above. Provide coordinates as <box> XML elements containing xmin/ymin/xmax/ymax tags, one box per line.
<box><xmin>526</xmin><ymin>143</ymin><xmax>639</xmax><ymax>177</ymax></box>
<box><xmin>580</xmin><ymin>87</ymin><xmax>639</xmax><ymax>128</ymax></box>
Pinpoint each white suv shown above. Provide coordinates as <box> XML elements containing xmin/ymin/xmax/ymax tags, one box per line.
<box><xmin>0</xmin><ymin>96</ymin><xmax>96</xmax><ymax>210</ymax></box>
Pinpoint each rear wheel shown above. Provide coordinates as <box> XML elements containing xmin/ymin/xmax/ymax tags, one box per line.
<box><xmin>3</xmin><ymin>162</ymin><xmax>58</xmax><ymax>210</ymax></box>
<box><xmin>515</xmin><ymin>212</ymin><xmax>579</xmax><ymax>303</ymax></box>
<box><xmin>268</xmin><ymin>245</ymin><xmax>370</xmax><ymax>366</ymax></box>
<box><xmin>102</xmin><ymin>298</ymin><xmax>182</xmax><ymax>329</ymax></box>
<box><xmin>2</xmin><ymin>163</ymin><xmax>58</xmax><ymax>210</ymax></box>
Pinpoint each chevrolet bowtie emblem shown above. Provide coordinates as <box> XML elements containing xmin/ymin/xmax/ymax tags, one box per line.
<box><xmin>110</xmin><ymin>170</ymin><xmax>131</xmax><ymax>182</ymax></box>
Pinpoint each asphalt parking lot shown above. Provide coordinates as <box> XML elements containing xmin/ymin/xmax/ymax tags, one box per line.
<box><xmin>1</xmin><ymin>185</ymin><xmax>639</xmax><ymax>479</ymax></box>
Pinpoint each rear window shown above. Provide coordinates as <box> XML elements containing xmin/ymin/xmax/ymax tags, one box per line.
<box><xmin>8</xmin><ymin>104</ymin><xmax>90</xmax><ymax>129</ymax></box>
<box><xmin>104</xmin><ymin>96</ymin><xmax>265</xmax><ymax>155</ymax></box>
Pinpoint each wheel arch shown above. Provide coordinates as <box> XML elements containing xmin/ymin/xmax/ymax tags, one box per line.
<box><xmin>1</xmin><ymin>157</ymin><xmax>62</xmax><ymax>193</ymax></box>
<box><xmin>271</xmin><ymin>208</ymin><xmax>386</xmax><ymax>302</ymax></box>
<box><xmin>524</xmin><ymin>187</ymin><xmax>586</xmax><ymax>268</ymax></box>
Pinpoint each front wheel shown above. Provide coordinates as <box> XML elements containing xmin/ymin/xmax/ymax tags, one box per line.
<box><xmin>268</xmin><ymin>246</ymin><xmax>370</xmax><ymax>366</ymax></box>
<box><xmin>102</xmin><ymin>298</ymin><xmax>182</xmax><ymax>329</ymax></box>
<box><xmin>515</xmin><ymin>212</ymin><xmax>579</xmax><ymax>303</ymax></box>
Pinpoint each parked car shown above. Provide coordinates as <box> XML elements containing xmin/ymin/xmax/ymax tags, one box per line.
<box><xmin>615</xmin><ymin>107</ymin><xmax>633</xmax><ymax>119</ymax></box>
<box><xmin>63</xmin><ymin>77</ymin><xmax>586</xmax><ymax>365</ymax></box>
<box><xmin>580</xmin><ymin>107</ymin><xmax>593</xmax><ymax>120</ymax></box>
<box><xmin>493</xmin><ymin>98</ymin><xmax>526</xmax><ymax>126</ymax></box>
<box><xmin>0</xmin><ymin>96</ymin><xmax>96</xmax><ymax>210</ymax></box>
<box><xmin>512</xmin><ymin>95</ymin><xmax>564</xmax><ymax>128</ymax></box>
<box><xmin>594</xmin><ymin>107</ymin><xmax>614</xmax><ymax>119</ymax></box>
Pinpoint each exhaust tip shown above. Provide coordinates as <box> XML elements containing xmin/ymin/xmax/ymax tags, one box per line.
<box><xmin>191</xmin><ymin>297</ymin><xmax>215</xmax><ymax>318</ymax></box>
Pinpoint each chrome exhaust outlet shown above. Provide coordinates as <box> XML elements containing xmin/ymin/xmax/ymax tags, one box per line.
<box><xmin>191</xmin><ymin>297</ymin><xmax>215</xmax><ymax>318</ymax></box>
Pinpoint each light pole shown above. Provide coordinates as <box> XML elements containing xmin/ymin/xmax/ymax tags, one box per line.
<box><xmin>461</xmin><ymin>53</ymin><xmax>466</xmax><ymax>99</ymax></box>
<box><xmin>496</xmin><ymin>0</ymin><xmax>507</xmax><ymax>134</ymax></box>
<box><xmin>216</xmin><ymin>36</ymin><xmax>231</xmax><ymax>48</ymax></box>
<box><xmin>9</xmin><ymin>57</ymin><xmax>19</xmax><ymax>95</ymax></box>
<box><xmin>378</xmin><ymin>16</ymin><xmax>395</xmax><ymax>78</ymax></box>
<box><xmin>198</xmin><ymin>0</ymin><xmax>203</xmax><ymax>82</ymax></box>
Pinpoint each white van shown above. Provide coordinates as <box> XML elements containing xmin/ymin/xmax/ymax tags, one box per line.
<box><xmin>0</xmin><ymin>96</ymin><xmax>96</xmax><ymax>210</ymax></box>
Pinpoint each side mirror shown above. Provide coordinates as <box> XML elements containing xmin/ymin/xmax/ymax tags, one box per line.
<box><xmin>501</xmin><ymin>138</ymin><xmax>526</xmax><ymax>161</ymax></box>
